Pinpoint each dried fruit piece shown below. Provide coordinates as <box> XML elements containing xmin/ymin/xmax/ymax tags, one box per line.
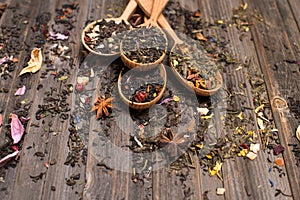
<box><xmin>274</xmin><ymin>157</ymin><xmax>284</xmax><ymax>166</ymax></box>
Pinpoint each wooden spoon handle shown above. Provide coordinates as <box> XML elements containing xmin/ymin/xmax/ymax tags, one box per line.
<box><xmin>136</xmin><ymin>0</ymin><xmax>182</xmax><ymax>43</ymax></box>
<box><xmin>150</xmin><ymin>0</ymin><xmax>168</xmax><ymax>23</ymax></box>
<box><xmin>119</xmin><ymin>0</ymin><xmax>138</xmax><ymax>21</ymax></box>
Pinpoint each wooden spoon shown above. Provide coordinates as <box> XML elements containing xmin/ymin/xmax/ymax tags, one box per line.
<box><xmin>82</xmin><ymin>0</ymin><xmax>137</xmax><ymax>56</ymax></box>
<box><xmin>119</xmin><ymin>0</ymin><xmax>168</xmax><ymax>70</ymax></box>
<box><xmin>137</xmin><ymin>0</ymin><xmax>223</xmax><ymax>96</ymax></box>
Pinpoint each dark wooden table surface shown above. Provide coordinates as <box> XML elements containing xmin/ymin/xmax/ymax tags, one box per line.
<box><xmin>0</xmin><ymin>0</ymin><xmax>299</xmax><ymax>199</ymax></box>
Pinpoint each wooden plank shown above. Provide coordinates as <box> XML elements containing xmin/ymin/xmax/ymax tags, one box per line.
<box><xmin>200</xmin><ymin>0</ymin><xmax>294</xmax><ymax>199</ymax></box>
<box><xmin>0</xmin><ymin>0</ymin><xmax>90</xmax><ymax>199</ymax></box>
<box><xmin>0</xmin><ymin>0</ymin><xmax>46</xmax><ymax>198</ymax></box>
<box><xmin>287</xmin><ymin>0</ymin><xmax>300</xmax><ymax>32</ymax></box>
<box><xmin>244</xmin><ymin>0</ymin><xmax>300</xmax><ymax>199</ymax></box>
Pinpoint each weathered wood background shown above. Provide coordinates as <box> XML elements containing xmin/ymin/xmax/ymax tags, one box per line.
<box><xmin>0</xmin><ymin>0</ymin><xmax>299</xmax><ymax>199</ymax></box>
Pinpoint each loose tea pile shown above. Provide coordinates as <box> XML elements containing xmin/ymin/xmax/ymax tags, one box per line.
<box><xmin>83</xmin><ymin>19</ymin><xmax>131</xmax><ymax>54</ymax></box>
<box><xmin>121</xmin><ymin>26</ymin><xmax>167</xmax><ymax>63</ymax></box>
<box><xmin>120</xmin><ymin>67</ymin><xmax>164</xmax><ymax>103</ymax></box>
<box><xmin>170</xmin><ymin>39</ymin><xmax>219</xmax><ymax>90</ymax></box>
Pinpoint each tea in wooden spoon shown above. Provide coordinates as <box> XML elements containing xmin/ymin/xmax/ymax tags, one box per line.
<box><xmin>82</xmin><ymin>0</ymin><xmax>137</xmax><ymax>56</ymax></box>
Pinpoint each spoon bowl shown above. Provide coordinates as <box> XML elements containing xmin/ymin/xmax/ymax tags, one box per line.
<box><xmin>137</xmin><ymin>0</ymin><xmax>223</xmax><ymax>96</ymax></box>
<box><xmin>119</xmin><ymin>0</ymin><xmax>168</xmax><ymax>70</ymax></box>
<box><xmin>82</xmin><ymin>0</ymin><xmax>137</xmax><ymax>56</ymax></box>
<box><xmin>118</xmin><ymin>64</ymin><xmax>167</xmax><ymax>109</ymax></box>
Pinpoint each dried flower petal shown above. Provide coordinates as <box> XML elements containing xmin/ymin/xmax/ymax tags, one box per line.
<box><xmin>254</xmin><ymin>104</ymin><xmax>264</xmax><ymax>113</ymax></box>
<box><xmin>296</xmin><ymin>125</ymin><xmax>300</xmax><ymax>142</ymax></box>
<box><xmin>238</xmin><ymin>149</ymin><xmax>248</xmax><ymax>157</ymax></box>
<box><xmin>274</xmin><ymin>157</ymin><xmax>284</xmax><ymax>166</ymax></box>
<box><xmin>196</xmin><ymin>32</ymin><xmax>208</xmax><ymax>41</ymax></box>
<box><xmin>250</xmin><ymin>143</ymin><xmax>260</xmax><ymax>154</ymax></box>
<box><xmin>0</xmin><ymin>150</ymin><xmax>19</xmax><ymax>167</ymax></box>
<box><xmin>216</xmin><ymin>188</ymin><xmax>226</xmax><ymax>195</ymax></box>
<box><xmin>49</xmin><ymin>31</ymin><xmax>69</xmax><ymax>40</ymax></box>
<box><xmin>197</xmin><ymin>107</ymin><xmax>209</xmax><ymax>115</ymax></box>
<box><xmin>246</xmin><ymin>152</ymin><xmax>257</xmax><ymax>160</ymax></box>
<box><xmin>77</xmin><ymin>77</ymin><xmax>89</xmax><ymax>85</ymax></box>
<box><xmin>257</xmin><ymin>118</ymin><xmax>265</xmax><ymax>130</ymax></box>
<box><xmin>273</xmin><ymin>145</ymin><xmax>285</xmax><ymax>155</ymax></box>
<box><xmin>19</xmin><ymin>48</ymin><xmax>43</xmax><ymax>76</ymax></box>
<box><xmin>208</xmin><ymin>161</ymin><xmax>222</xmax><ymax>179</ymax></box>
<box><xmin>0</xmin><ymin>114</ymin><xmax>2</xmax><ymax>127</ymax></box>
<box><xmin>14</xmin><ymin>85</ymin><xmax>26</xmax><ymax>96</ymax></box>
<box><xmin>10</xmin><ymin>114</ymin><xmax>24</xmax><ymax>144</ymax></box>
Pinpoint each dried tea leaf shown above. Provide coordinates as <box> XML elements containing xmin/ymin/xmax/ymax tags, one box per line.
<box><xmin>19</xmin><ymin>48</ymin><xmax>43</xmax><ymax>76</ymax></box>
<box><xmin>10</xmin><ymin>114</ymin><xmax>25</xmax><ymax>144</ymax></box>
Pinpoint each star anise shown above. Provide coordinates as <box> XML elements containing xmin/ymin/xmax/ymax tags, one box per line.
<box><xmin>90</xmin><ymin>97</ymin><xmax>113</xmax><ymax>119</ymax></box>
<box><xmin>159</xmin><ymin>128</ymin><xmax>190</xmax><ymax>157</ymax></box>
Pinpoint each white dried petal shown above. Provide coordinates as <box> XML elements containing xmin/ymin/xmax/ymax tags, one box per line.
<box><xmin>257</xmin><ymin>118</ymin><xmax>265</xmax><ymax>130</ymax></box>
<box><xmin>216</xmin><ymin>188</ymin><xmax>226</xmax><ymax>195</ymax></box>
<box><xmin>246</xmin><ymin>152</ymin><xmax>257</xmax><ymax>160</ymax></box>
<box><xmin>77</xmin><ymin>77</ymin><xmax>89</xmax><ymax>85</ymax></box>
<box><xmin>93</xmin><ymin>25</ymin><xmax>100</xmax><ymax>32</ymax></box>
<box><xmin>296</xmin><ymin>125</ymin><xmax>300</xmax><ymax>142</ymax></box>
<box><xmin>90</xmin><ymin>68</ymin><xmax>95</xmax><ymax>78</ymax></box>
<box><xmin>87</xmin><ymin>32</ymin><xmax>100</xmax><ymax>38</ymax></box>
<box><xmin>250</xmin><ymin>143</ymin><xmax>260</xmax><ymax>154</ymax></box>
<box><xmin>197</xmin><ymin>107</ymin><xmax>209</xmax><ymax>116</ymax></box>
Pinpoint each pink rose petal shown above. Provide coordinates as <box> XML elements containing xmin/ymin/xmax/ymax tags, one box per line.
<box><xmin>49</xmin><ymin>31</ymin><xmax>68</xmax><ymax>40</ymax></box>
<box><xmin>20</xmin><ymin>116</ymin><xmax>31</xmax><ymax>123</ymax></box>
<box><xmin>10</xmin><ymin>114</ymin><xmax>25</xmax><ymax>144</ymax></box>
<box><xmin>159</xmin><ymin>97</ymin><xmax>174</xmax><ymax>105</ymax></box>
<box><xmin>0</xmin><ymin>114</ymin><xmax>2</xmax><ymax>127</ymax></box>
<box><xmin>14</xmin><ymin>85</ymin><xmax>26</xmax><ymax>96</ymax></box>
<box><xmin>0</xmin><ymin>150</ymin><xmax>19</xmax><ymax>167</ymax></box>
<box><xmin>0</xmin><ymin>57</ymin><xmax>8</xmax><ymax>65</ymax></box>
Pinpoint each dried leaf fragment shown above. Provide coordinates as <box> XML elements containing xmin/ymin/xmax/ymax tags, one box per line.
<box><xmin>19</xmin><ymin>48</ymin><xmax>43</xmax><ymax>76</ymax></box>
